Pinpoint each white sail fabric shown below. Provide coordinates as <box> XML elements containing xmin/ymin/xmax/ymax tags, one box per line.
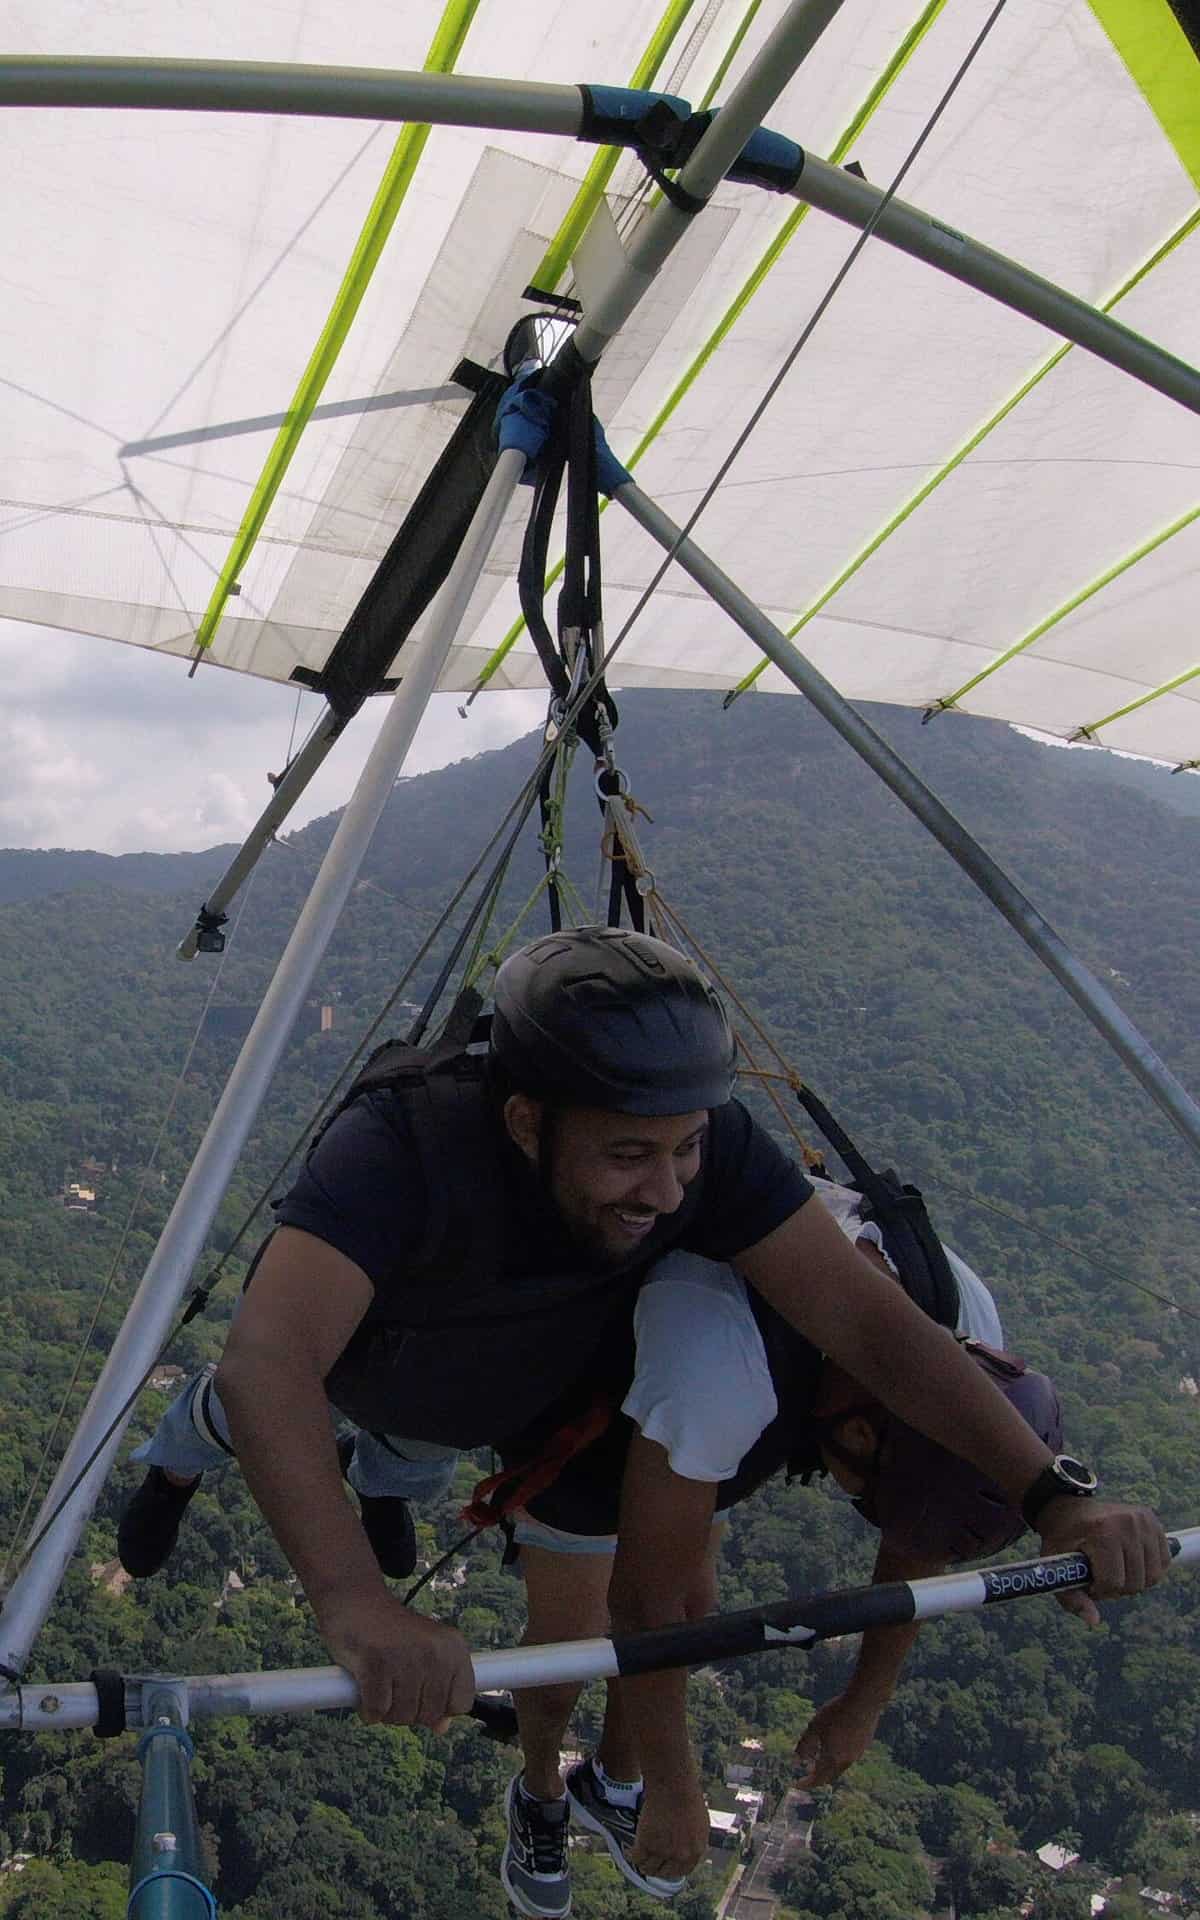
<box><xmin>0</xmin><ymin>0</ymin><xmax>1197</xmax><ymax>763</ymax></box>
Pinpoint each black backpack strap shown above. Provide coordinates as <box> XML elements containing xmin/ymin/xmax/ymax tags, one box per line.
<box><xmin>299</xmin><ymin>1013</ymin><xmax>498</xmax><ymax>1284</ymax></box>
<box><xmin>795</xmin><ymin>1084</ymin><xmax>960</xmax><ymax>1330</ymax></box>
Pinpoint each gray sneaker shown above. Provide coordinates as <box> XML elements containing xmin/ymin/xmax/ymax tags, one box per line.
<box><xmin>501</xmin><ymin>1775</ymin><xmax>571</xmax><ymax>1918</ymax></box>
<box><xmin>565</xmin><ymin>1757</ymin><xmax>687</xmax><ymax>1900</ymax></box>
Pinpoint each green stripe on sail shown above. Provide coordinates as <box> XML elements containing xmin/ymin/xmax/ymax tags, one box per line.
<box><xmin>936</xmin><ymin>500</ymin><xmax>1200</xmax><ymax>719</ymax></box>
<box><xmin>1076</xmin><ymin>656</ymin><xmax>1200</xmax><ymax>742</ymax></box>
<box><xmin>193</xmin><ymin>0</ymin><xmax>482</xmax><ymax>656</ymax></box>
<box><xmin>472</xmin><ymin>0</ymin><xmax>949</xmax><ymax>696</ymax></box>
<box><xmin>1088</xmin><ymin>0</ymin><xmax>1200</xmax><ymax>193</ymax></box>
<box><xmin>730</xmin><ymin>205</ymin><xmax>1200</xmax><ymax>699</ymax></box>
<box><xmin>533</xmin><ymin>0</ymin><xmax>699</xmax><ymax>295</ymax></box>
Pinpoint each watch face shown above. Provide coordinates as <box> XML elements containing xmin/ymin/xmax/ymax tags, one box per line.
<box><xmin>1056</xmin><ymin>1455</ymin><xmax>1098</xmax><ymax>1493</ymax></box>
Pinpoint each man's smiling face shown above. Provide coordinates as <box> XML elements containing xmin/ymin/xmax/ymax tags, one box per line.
<box><xmin>504</xmin><ymin>1096</ymin><xmax>708</xmax><ymax>1266</ymax></box>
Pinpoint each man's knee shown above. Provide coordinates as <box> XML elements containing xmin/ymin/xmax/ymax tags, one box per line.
<box><xmin>520</xmin><ymin>1542</ymin><xmax>614</xmax><ymax>1644</ymax></box>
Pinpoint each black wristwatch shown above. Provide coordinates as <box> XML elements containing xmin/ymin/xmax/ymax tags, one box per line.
<box><xmin>1021</xmin><ymin>1455</ymin><xmax>1099</xmax><ymax>1531</ymax></box>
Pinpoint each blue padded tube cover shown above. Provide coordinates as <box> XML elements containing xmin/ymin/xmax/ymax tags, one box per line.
<box><xmin>725</xmin><ymin>125</ymin><xmax>805</xmax><ymax>191</ymax></box>
<box><xmin>577</xmin><ymin>85</ymin><xmax>692</xmax><ymax>147</ymax></box>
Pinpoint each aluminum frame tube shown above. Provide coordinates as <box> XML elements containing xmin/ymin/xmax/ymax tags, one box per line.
<box><xmin>177</xmin><ymin>708</ymin><xmax>344</xmax><ymax>961</ymax></box>
<box><xmin>0</xmin><ymin>447</ymin><xmax>527</xmax><ymax>1680</ymax></box>
<box><xmin>572</xmin><ymin>0</ymin><xmax>846</xmax><ymax>363</ymax></box>
<box><xmin>129</xmin><ymin>1686</ymin><xmax>214</xmax><ymax>1919</ymax></box>
<box><xmin>5</xmin><ymin>1530</ymin><xmax>1196</xmax><ymax>1732</ymax></box>
<box><xmin>615</xmin><ymin>479</ymin><xmax>1200</xmax><ymax>1159</ymax></box>
<box><xmin>0</xmin><ymin>58</ymin><xmax>584</xmax><ymax>135</ymax></box>
<box><xmin>793</xmin><ymin>154</ymin><xmax>1200</xmax><ymax>417</ymax></box>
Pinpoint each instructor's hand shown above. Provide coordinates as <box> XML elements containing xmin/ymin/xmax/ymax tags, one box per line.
<box><xmin>794</xmin><ymin>1692</ymin><xmax>881</xmax><ymax>1787</ymax></box>
<box><xmin>318</xmin><ymin>1587</ymin><xmax>475</xmax><ymax>1729</ymax></box>
<box><xmin>1038</xmin><ymin>1498</ymin><xmax>1171</xmax><ymax>1607</ymax></box>
<box><xmin>633</xmin><ymin>1773</ymin><xmax>709</xmax><ymax>1887</ymax></box>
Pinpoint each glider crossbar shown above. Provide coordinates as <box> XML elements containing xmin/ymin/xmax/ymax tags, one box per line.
<box><xmin>5</xmin><ymin>1532</ymin><xmax>1195</xmax><ymax>1733</ymax></box>
<box><xmin>0</xmin><ymin>57</ymin><xmax>585</xmax><ymax>129</ymax></box>
<box><xmin>732</xmin><ymin>204</ymin><xmax>1200</xmax><ymax>703</ymax></box>
<box><xmin>791</xmin><ymin>154</ymin><xmax>1200</xmax><ymax>418</ymax></box>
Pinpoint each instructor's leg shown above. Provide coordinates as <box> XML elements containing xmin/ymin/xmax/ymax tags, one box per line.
<box><xmin>517</xmin><ymin>1542</ymin><xmax>615</xmax><ymax>1800</ymax></box>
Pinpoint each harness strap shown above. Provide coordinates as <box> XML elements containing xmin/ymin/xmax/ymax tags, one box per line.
<box><xmin>793</xmin><ymin>1083</ymin><xmax>959</xmax><ymax>1329</ymax></box>
<box><xmin>460</xmin><ymin>1398</ymin><xmax>615</xmax><ymax>1530</ymax></box>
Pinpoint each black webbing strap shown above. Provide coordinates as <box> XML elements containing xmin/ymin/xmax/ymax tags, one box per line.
<box><xmin>793</xmin><ymin>1083</ymin><xmax>879</xmax><ymax>1191</ymax></box>
<box><xmin>792</xmin><ymin>1084</ymin><xmax>959</xmax><ymax>1329</ymax></box>
<box><xmin>518</xmin><ymin>422</ymin><xmax>571</xmax><ymax>707</ymax></box>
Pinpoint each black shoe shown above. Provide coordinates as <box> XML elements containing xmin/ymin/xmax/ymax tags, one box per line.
<box><xmin>566</xmin><ymin>1757</ymin><xmax>686</xmax><ymax>1900</ymax></box>
<box><xmin>337</xmin><ymin>1432</ymin><xmax>417</xmax><ymax>1581</ymax></box>
<box><xmin>501</xmin><ymin>1775</ymin><xmax>571</xmax><ymax>1917</ymax></box>
<box><xmin>117</xmin><ymin>1467</ymin><xmax>201</xmax><ymax>1578</ymax></box>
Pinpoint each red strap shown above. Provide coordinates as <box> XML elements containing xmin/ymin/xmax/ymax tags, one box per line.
<box><xmin>461</xmin><ymin>1399</ymin><xmax>615</xmax><ymax>1531</ymax></box>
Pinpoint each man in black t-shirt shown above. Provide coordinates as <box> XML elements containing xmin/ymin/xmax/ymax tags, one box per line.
<box><xmin>119</xmin><ymin>928</ymin><xmax>1170</xmax><ymax>1917</ymax></box>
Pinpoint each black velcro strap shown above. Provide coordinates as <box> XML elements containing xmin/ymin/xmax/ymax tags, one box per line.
<box><xmin>90</xmin><ymin>1668</ymin><xmax>127</xmax><ymax>1739</ymax></box>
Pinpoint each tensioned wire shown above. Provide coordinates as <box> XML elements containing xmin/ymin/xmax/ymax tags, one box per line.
<box><xmin>466</xmin><ymin>0</ymin><xmax>951</xmax><ymax>700</ymax></box>
<box><xmin>574</xmin><ymin>0</ymin><xmax>1017</xmax><ymax>753</ymax></box>
<box><xmin>732</xmin><ymin>207</ymin><xmax>1200</xmax><ymax>705</ymax></box>
<box><xmin>604</xmin><ymin>779</ymin><xmax>1200</xmax><ymax>1324</ymax></box>
<box><xmin>0</xmin><ymin>599</ymin><xmax>658</xmax><ymax>1592</ymax></box>
<box><xmin>0</xmin><ymin>872</ymin><xmax>259</xmax><ymax>1591</ymax></box>
<box><xmin>191</xmin><ymin>0</ymin><xmax>484</xmax><ymax>663</ymax></box>
<box><xmin>0</xmin><ymin>791</ymin><xmax>539</xmax><ymax>1591</ymax></box>
<box><xmin>903</xmin><ymin>1166</ymin><xmax>1200</xmax><ymax>1324</ymax></box>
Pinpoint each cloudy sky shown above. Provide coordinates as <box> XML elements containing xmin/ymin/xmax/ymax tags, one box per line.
<box><xmin>0</xmin><ymin>621</ymin><xmax>546</xmax><ymax>855</ymax></box>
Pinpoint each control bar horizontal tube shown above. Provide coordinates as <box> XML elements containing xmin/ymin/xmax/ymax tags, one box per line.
<box><xmin>5</xmin><ymin>1531</ymin><xmax>1195</xmax><ymax>1732</ymax></box>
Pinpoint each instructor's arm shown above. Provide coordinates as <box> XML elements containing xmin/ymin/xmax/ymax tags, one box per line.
<box><xmin>216</xmin><ymin>1226</ymin><xmax>475</xmax><ymax>1728</ymax></box>
<box><xmin>738</xmin><ymin>1200</ymin><xmax>1169</xmax><ymax>1599</ymax></box>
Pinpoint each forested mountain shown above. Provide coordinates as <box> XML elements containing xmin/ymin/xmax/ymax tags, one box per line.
<box><xmin>0</xmin><ymin>692</ymin><xmax>1196</xmax><ymax>1920</ymax></box>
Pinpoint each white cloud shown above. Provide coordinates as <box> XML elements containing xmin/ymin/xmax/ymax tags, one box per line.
<box><xmin>0</xmin><ymin>622</ymin><xmax>545</xmax><ymax>854</ymax></box>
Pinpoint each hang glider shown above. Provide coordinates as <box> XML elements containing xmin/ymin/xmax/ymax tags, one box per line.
<box><xmin>1</xmin><ymin>0</ymin><xmax>1198</xmax><ymax>767</ymax></box>
<box><xmin>2</xmin><ymin>11</ymin><xmax>1200</xmax><ymax>1912</ymax></box>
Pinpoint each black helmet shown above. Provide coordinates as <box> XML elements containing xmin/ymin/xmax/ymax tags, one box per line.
<box><xmin>491</xmin><ymin>927</ymin><xmax>736</xmax><ymax>1114</ymax></box>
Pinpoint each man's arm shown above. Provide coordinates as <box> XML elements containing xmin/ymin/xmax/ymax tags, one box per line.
<box><xmin>794</xmin><ymin>1539</ymin><xmax>943</xmax><ymax>1787</ymax></box>
<box><xmin>736</xmin><ymin>1200</ymin><xmax>1171</xmax><ymax>1599</ymax></box>
<box><xmin>216</xmin><ymin>1226</ymin><xmax>475</xmax><ymax>1728</ymax></box>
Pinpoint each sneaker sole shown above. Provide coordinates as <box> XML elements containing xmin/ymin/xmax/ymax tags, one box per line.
<box><xmin>566</xmin><ymin>1781</ymin><xmax>686</xmax><ymax>1901</ymax></box>
<box><xmin>501</xmin><ymin>1778</ymin><xmax>572</xmax><ymax>1919</ymax></box>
